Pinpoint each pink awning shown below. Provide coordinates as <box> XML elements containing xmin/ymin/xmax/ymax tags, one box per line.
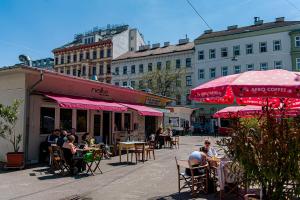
<box><xmin>45</xmin><ymin>94</ymin><xmax>127</xmax><ymax>112</ymax></box>
<box><xmin>121</xmin><ymin>103</ymin><xmax>163</xmax><ymax>117</ymax></box>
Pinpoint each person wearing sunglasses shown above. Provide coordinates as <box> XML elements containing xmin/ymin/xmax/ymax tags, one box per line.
<box><xmin>201</xmin><ymin>139</ymin><xmax>218</xmax><ymax>158</ymax></box>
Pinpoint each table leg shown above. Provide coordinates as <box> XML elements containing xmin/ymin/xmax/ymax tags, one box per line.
<box><xmin>126</xmin><ymin>148</ymin><xmax>129</xmax><ymax>164</ymax></box>
<box><xmin>119</xmin><ymin>144</ymin><xmax>122</xmax><ymax>163</ymax></box>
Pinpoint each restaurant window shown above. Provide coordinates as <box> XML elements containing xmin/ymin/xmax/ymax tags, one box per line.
<box><xmin>115</xmin><ymin>67</ymin><xmax>119</xmax><ymax>75</ymax></box>
<box><xmin>139</xmin><ymin>64</ymin><xmax>144</xmax><ymax>73</ymax></box>
<box><xmin>198</xmin><ymin>69</ymin><xmax>205</xmax><ymax>79</ymax></box>
<box><xmin>247</xmin><ymin>64</ymin><xmax>254</xmax><ymax>71</ymax></box>
<box><xmin>274</xmin><ymin>61</ymin><xmax>282</xmax><ymax>69</ymax></box>
<box><xmin>67</xmin><ymin>55</ymin><xmax>71</xmax><ymax>63</ymax></box>
<box><xmin>186</xmin><ymin>76</ymin><xmax>192</xmax><ymax>86</ymax></box>
<box><xmin>123</xmin><ymin>81</ymin><xmax>127</xmax><ymax>86</ymax></box>
<box><xmin>234</xmin><ymin>65</ymin><xmax>241</xmax><ymax>74</ymax></box>
<box><xmin>76</xmin><ymin>110</ymin><xmax>87</xmax><ymax>132</ymax></box>
<box><xmin>233</xmin><ymin>45</ymin><xmax>240</xmax><ymax>56</ymax></box>
<box><xmin>72</xmin><ymin>68</ymin><xmax>76</xmax><ymax>76</ymax></box>
<box><xmin>260</xmin><ymin>62</ymin><xmax>268</xmax><ymax>70</ymax></box>
<box><xmin>157</xmin><ymin>62</ymin><xmax>162</xmax><ymax>70</ymax></box>
<box><xmin>221</xmin><ymin>47</ymin><xmax>228</xmax><ymax>57</ymax></box>
<box><xmin>130</xmin><ymin>80</ymin><xmax>135</xmax><ymax>88</ymax></box>
<box><xmin>295</xmin><ymin>36</ymin><xmax>300</xmax><ymax>47</ymax></box>
<box><xmin>124</xmin><ymin>113</ymin><xmax>131</xmax><ymax>130</ymax></box>
<box><xmin>246</xmin><ymin>44</ymin><xmax>253</xmax><ymax>54</ymax></box>
<box><xmin>131</xmin><ymin>65</ymin><xmax>136</xmax><ymax>74</ymax></box>
<box><xmin>186</xmin><ymin>58</ymin><xmax>191</xmax><ymax>68</ymax></box>
<box><xmin>79</xmin><ymin>52</ymin><xmax>83</xmax><ymax>61</ymax></box>
<box><xmin>210</xmin><ymin>68</ymin><xmax>216</xmax><ymax>78</ymax></box>
<box><xmin>273</xmin><ymin>40</ymin><xmax>281</xmax><ymax>51</ymax></box>
<box><xmin>148</xmin><ymin>63</ymin><xmax>153</xmax><ymax>72</ymax></box>
<box><xmin>222</xmin><ymin>66</ymin><xmax>228</xmax><ymax>76</ymax></box>
<box><xmin>259</xmin><ymin>42</ymin><xmax>267</xmax><ymax>53</ymax></box>
<box><xmin>93</xmin><ymin>50</ymin><xmax>97</xmax><ymax>59</ymax></box>
<box><xmin>166</xmin><ymin>60</ymin><xmax>171</xmax><ymax>70</ymax></box>
<box><xmin>73</xmin><ymin>54</ymin><xmax>77</xmax><ymax>63</ymax></box>
<box><xmin>86</xmin><ymin>51</ymin><xmax>90</xmax><ymax>59</ymax></box>
<box><xmin>107</xmin><ymin>49</ymin><xmax>111</xmax><ymax>57</ymax></box>
<box><xmin>60</xmin><ymin>109</ymin><xmax>72</xmax><ymax>131</ymax></box>
<box><xmin>100</xmin><ymin>50</ymin><xmax>104</xmax><ymax>58</ymax></box>
<box><xmin>209</xmin><ymin>49</ymin><xmax>216</xmax><ymax>59</ymax></box>
<box><xmin>40</xmin><ymin>107</ymin><xmax>55</xmax><ymax>134</ymax></box>
<box><xmin>99</xmin><ymin>65</ymin><xmax>104</xmax><ymax>75</ymax></box>
<box><xmin>176</xmin><ymin>59</ymin><xmax>181</xmax><ymax>68</ymax></box>
<box><xmin>198</xmin><ymin>50</ymin><xmax>204</xmax><ymax>60</ymax></box>
<box><xmin>107</xmin><ymin>64</ymin><xmax>111</xmax><ymax>74</ymax></box>
<box><xmin>176</xmin><ymin>95</ymin><xmax>181</xmax><ymax>105</ymax></box>
<box><xmin>114</xmin><ymin>113</ymin><xmax>122</xmax><ymax>131</ymax></box>
<box><xmin>123</xmin><ymin>66</ymin><xmax>127</xmax><ymax>75</ymax></box>
<box><xmin>92</xmin><ymin>66</ymin><xmax>97</xmax><ymax>76</ymax></box>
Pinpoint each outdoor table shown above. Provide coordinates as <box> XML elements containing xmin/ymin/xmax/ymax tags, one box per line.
<box><xmin>119</xmin><ymin>141</ymin><xmax>146</xmax><ymax>163</ymax></box>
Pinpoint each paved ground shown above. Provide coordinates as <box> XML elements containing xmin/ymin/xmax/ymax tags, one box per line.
<box><xmin>0</xmin><ymin>136</ymin><xmax>223</xmax><ymax>200</ymax></box>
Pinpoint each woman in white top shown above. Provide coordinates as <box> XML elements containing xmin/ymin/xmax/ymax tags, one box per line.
<box><xmin>203</xmin><ymin>139</ymin><xmax>218</xmax><ymax>157</ymax></box>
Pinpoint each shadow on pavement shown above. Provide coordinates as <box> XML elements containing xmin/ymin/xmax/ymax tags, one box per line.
<box><xmin>148</xmin><ymin>191</ymin><xmax>216</xmax><ymax>200</ymax></box>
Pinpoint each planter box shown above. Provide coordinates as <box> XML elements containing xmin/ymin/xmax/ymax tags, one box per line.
<box><xmin>5</xmin><ymin>152</ymin><xmax>24</xmax><ymax>169</ymax></box>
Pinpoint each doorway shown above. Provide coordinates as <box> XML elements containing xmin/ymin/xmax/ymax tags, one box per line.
<box><xmin>93</xmin><ymin>114</ymin><xmax>101</xmax><ymax>137</ymax></box>
<box><xmin>102</xmin><ymin>111</ymin><xmax>111</xmax><ymax>144</ymax></box>
<box><xmin>145</xmin><ymin>116</ymin><xmax>156</xmax><ymax>139</ymax></box>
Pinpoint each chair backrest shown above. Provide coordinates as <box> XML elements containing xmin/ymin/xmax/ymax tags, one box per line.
<box><xmin>62</xmin><ymin>147</ymin><xmax>73</xmax><ymax>164</ymax></box>
<box><xmin>175</xmin><ymin>157</ymin><xmax>190</xmax><ymax>173</ymax></box>
<box><xmin>148</xmin><ymin>141</ymin><xmax>156</xmax><ymax>149</ymax></box>
<box><xmin>188</xmin><ymin>160</ymin><xmax>209</xmax><ymax>177</ymax></box>
<box><xmin>134</xmin><ymin>143</ymin><xmax>145</xmax><ymax>151</ymax></box>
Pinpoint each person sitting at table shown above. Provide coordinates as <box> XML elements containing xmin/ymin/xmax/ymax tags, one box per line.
<box><xmin>81</xmin><ymin>132</ymin><xmax>93</xmax><ymax>146</ymax></box>
<box><xmin>57</xmin><ymin>130</ymin><xmax>68</xmax><ymax>147</ymax></box>
<box><xmin>163</xmin><ymin>128</ymin><xmax>173</xmax><ymax>147</ymax></box>
<box><xmin>62</xmin><ymin>135</ymin><xmax>85</xmax><ymax>175</ymax></box>
<box><xmin>155</xmin><ymin>127</ymin><xmax>164</xmax><ymax>149</ymax></box>
<box><xmin>201</xmin><ymin>139</ymin><xmax>218</xmax><ymax>158</ymax></box>
<box><xmin>185</xmin><ymin>151</ymin><xmax>207</xmax><ymax>176</ymax></box>
<box><xmin>70</xmin><ymin>128</ymin><xmax>79</xmax><ymax>144</ymax></box>
<box><xmin>46</xmin><ymin>129</ymin><xmax>60</xmax><ymax>146</ymax></box>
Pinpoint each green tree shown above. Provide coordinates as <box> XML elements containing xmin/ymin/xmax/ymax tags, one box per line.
<box><xmin>0</xmin><ymin>100</ymin><xmax>23</xmax><ymax>152</ymax></box>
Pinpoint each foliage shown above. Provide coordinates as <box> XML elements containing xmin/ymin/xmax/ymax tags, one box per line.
<box><xmin>0</xmin><ymin>100</ymin><xmax>23</xmax><ymax>152</ymax></box>
<box><xmin>218</xmin><ymin>109</ymin><xmax>300</xmax><ymax>200</ymax></box>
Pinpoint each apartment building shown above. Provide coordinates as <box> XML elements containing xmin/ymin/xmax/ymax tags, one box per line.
<box><xmin>53</xmin><ymin>25</ymin><xmax>145</xmax><ymax>83</ymax></box>
<box><xmin>112</xmin><ymin>39</ymin><xmax>195</xmax><ymax>106</ymax></box>
<box><xmin>192</xmin><ymin>17</ymin><xmax>300</xmax><ymax>133</ymax></box>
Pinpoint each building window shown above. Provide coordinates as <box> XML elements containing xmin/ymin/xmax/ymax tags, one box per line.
<box><xmin>107</xmin><ymin>49</ymin><xmax>111</xmax><ymax>57</ymax></box>
<box><xmin>186</xmin><ymin>94</ymin><xmax>191</xmax><ymax>105</ymax></box>
<box><xmin>130</xmin><ymin>80</ymin><xmax>135</xmax><ymax>88</ymax></box>
<box><xmin>209</xmin><ymin>49</ymin><xmax>216</xmax><ymax>59</ymax></box>
<box><xmin>233</xmin><ymin>45</ymin><xmax>240</xmax><ymax>56</ymax></box>
<box><xmin>99</xmin><ymin>65</ymin><xmax>104</xmax><ymax>75</ymax></box>
<box><xmin>40</xmin><ymin>107</ymin><xmax>55</xmax><ymax>134</ymax></box>
<box><xmin>131</xmin><ymin>65</ymin><xmax>135</xmax><ymax>74</ymax></box>
<box><xmin>107</xmin><ymin>64</ymin><xmax>111</xmax><ymax>74</ymax></box>
<box><xmin>273</xmin><ymin>40</ymin><xmax>281</xmax><ymax>51</ymax></box>
<box><xmin>115</xmin><ymin>82</ymin><xmax>119</xmax><ymax>86</ymax></box>
<box><xmin>246</xmin><ymin>44</ymin><xmax>253</xmax><ymax>54</ymax></box>
<box><xmin>166</xmin><ymin>60</ymin><xmax>171</xmax><ymax>70</ymax></box>
<box><xmin>274</xmin><ymin>61</ymin><xmax>282</xmax><ymax>69</ymax></box>
<box><xmin>157</xmin><ymin>62</ymin><xmax>162</xmax><ymax>70</ymax></box>
<box><xmin>296</xmin><ymin>58</ymin><xmax>300</xmax><ymax>70</ymax></box>
<box><xmin>77</xmin><ymin>69</ymin><xmax>81</xmax><ymax>77</ymax></box>
<box><xmin>222</xmin><ymin>66</ymin><xmax>228</xmax><ymax>76</ymax></box>
<box><xmin>123</xmin><ymin>81</ymin><xmax>127</xmax><ymax>86</ymax></box>
<box><xmin>148</xmin><ymin>79</ymin><xmax>152</xmax><ymax>88</ymax></box>
<box><xmin>60</xmin><ymin>56</ymin><xmax>64</xmax><ymax>64</ymax></box>
<box><xmin>210</xmin><ymin>68</ymin><xmax>216</xmax><ymax>78</ymax></box>
<box><xmin>67</xmin><ymin>55</ymin><xmax>70</xmax><ymax>63</ymax></box>
<box><xmin>79</xmin><ymin>53</ymin><xmax>83</xmax><ymax>61</ymax></box>
<box><xmin>260</xmin><ymin>62</ymin><xmax>268</xmax><ymax>70</ymax></box>
<box><xmin>115</xmin><ymin>67</ymin><xmax>119</xmax><ymax>75</ymax></box>
<box><xmin>73</xmin><ymin>54</ymin><xmax>77</xmax><ymax>63</ymax></box>
<box><xmin>186</xmin><ymin>58</ymin><xmax>192</xmax><ymax>68</ymax></box>
<box><xmin>198</xmin><ymin>50</ymin><xmax>204</xmax><ymax>60</ymax></box>
<box><xmin>100</xmin><ymin>50</ymin><xmax>104</xmax><ymax>58</ymax></box>
<box><xmin>60</xmin><ymin>68</ymin><xmax>64</xmax><ymax>74</ymax></box>
<box><xmin>139</xmin><ymin>80</ymin><xmax>144</xmax><ymax>89</ymax></box>
<box><xmin>247</xmin><ymin>64</ymin><xmax>254</xmax><ymax>71</ymax></box>
<box><xmin>221</xmin><ymin>47</ymin><xmax>228</xmax><ymax>57</ymax></box>
<box><xmin>92</xmin><ymin>66</ymin><xmax>96</xmax><ymax>76</ymax></box>
<box><xmin>55</xmin><ymin>57</ymin><xmax>58</xmax><ymax>65</ymax></box>
<box><xmin>66</xmin><ymin>69</ymin><xmax>70</xmax><ymax>75</ymax></box>
<box><xmin>176</xmin><ymin>59</ymin><xmax>181</xmax><ymax>68</ymax></box>
<box><xmin>72</xmin><ymin>68</ymin><xmax>76</xmax><ymax>76</ymax></box>
<box><xmin>186</xmin><ymin>76</ymin><xmax>192</xmax><ymax>86</ymax></box>
<box><xmin>114</xmin><ymin>113</ymin><xmax>122</xmax><ymax>131</ymax></box>
<box><xmin>234</xmin><ymin>65</ymin><xmax>241</xmax><ymax>74</ymax></box>
<box><xmin>124</xmin><ymin>113</ymin><xmax>131</xmax><ymax>130</ymax></box>
<box><xmin>86</xmin><ymin>52</ymin><xmax>90</xmax><ymax>60</ymax></box>
<box><xmin>82</xmin><ymin>66</ymin><xmax>86</xmax><ymax>76</ymax></box>
<box><xmin>295</xmin><ymin>36</ymin><xmax>300</xmax><ymax>47</ymax></box>
<box><xmin>148</xmin><ymin>63</ymin><xmax>153</xmax><ymax>72</ymax></box>
<box><xmin>123</xmin><ymin>66</ymin><xmax>127</xmax><ymax>75</ymax></box>
<box><xmin>60</xmin><ymin>109</ymin><xmax>72</xmax><ymax>131</ymax></box>
<box><xmin>198</xmin><ymin>69</ymin><xmax>205</xmax><ymax>79</ymax></box>
<box><xmin>176</xmin><ymin>95</ymin><xmax>181</xmax><ymax>105</ymax></box>
<box><xmin>93</xmin><ymin>50</ymin><xmax>97</xmax><ymax>59</ymax></box>
<box><xmin>259</xmin><ymin>42</ymin><xmax>267</xmax><ymax>53</ymax></box>
<box><xmin>76</xmin><ymin>110</ymin><xmax>87</xmax><ymax>132</ymax></box>
<box><xmin>139</xmin><ymin>64</ymin><xmax>143</xmax><ymax>73</ymax></box>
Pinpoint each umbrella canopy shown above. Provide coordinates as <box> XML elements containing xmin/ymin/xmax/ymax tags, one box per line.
<box><xmin>190</xmin><ymin>70</ymin><xmax>300</xmax><ymax>107</ymax></box>
<box><xmin>213</xmin><ymin>105</ymin><xmax>300</xmax><ymax>118</ymax></box>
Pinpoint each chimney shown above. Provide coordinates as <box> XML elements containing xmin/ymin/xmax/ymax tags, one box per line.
<box><xmin>178</xmin><ymin>38</ymin><xmax>189</xmax><ymax>45</ymax></box>
<box><xmin>227</xmin><ymin>25</ymin><xmax>238</xmax><ymax>30</ymax></box>
<box><xmin>254</xmin><ymin>17</ymin><xmax>263</xmax><ymax>25</ymax></box>
<box><xmin>151</xmin><ymin>43</ymin><xmax>160</xmax><ymax>49</ymax></box>
<box><xmin>275</xmin><ymin>17</ymin><xmax>285</xmax><ymax>23</ymax></box>
<box><xmin>163</xmin><ymin>42</ymin><xmax>170</xmax><ymax>47</ymax></box>
<box><xmin>204</xmin><ymin>29</ymin><xmax>213</xmax><ymax>34</ymax></box>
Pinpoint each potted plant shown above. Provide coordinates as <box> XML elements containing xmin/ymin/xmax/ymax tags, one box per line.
<box><xmin>0</xmin><ymin>100</ymin><xmax>24</xmax><ymax>169</ymax></box>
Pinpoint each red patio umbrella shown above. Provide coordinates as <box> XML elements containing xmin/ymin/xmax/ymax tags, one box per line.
<box><xmin>190</xmin><ymin>69</ymin><xmax>300</xmax><ymax>108</ymax></box>
<box><xmin>213</xmin><ymin>105</ymin><xmax>300</xmax><ymax>118</ymax></box>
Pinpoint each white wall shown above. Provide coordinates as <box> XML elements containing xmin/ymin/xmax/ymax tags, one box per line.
<box><xmin>194</xmin><ymin>31</ymin><xmax>292</xmax><ymax>86</ymax></box>
<box><xmin>0</xmin><ymin>72</ymin><xmax>26</xmax><ymax>162</ymax></box>
<box><xmin>112</xmin><ymin>30</ymin><xmax>130</xmax><ymax>59</ymax></box>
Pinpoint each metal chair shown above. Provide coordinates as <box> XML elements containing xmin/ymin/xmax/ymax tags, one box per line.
<box><xmin>171</xmin><ymin>136</ymin><xmax>180</xmax><ymax>149</ymax></box>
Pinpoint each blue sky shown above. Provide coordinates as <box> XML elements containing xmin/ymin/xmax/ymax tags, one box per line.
<box><xmin>0</xmin><ymin>0</ymin><xmax>300</xmax><ymax>66</ymax></box>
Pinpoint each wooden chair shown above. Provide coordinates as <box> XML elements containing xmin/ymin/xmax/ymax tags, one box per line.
<box><xmin>145</xmin><ymin>141</ymin><xmax>155</xmax><ymax>160</ymax></box>
<box><xmin>130</xmin><ymin>143</ymin><xmax>145</xmax><ymax>164</ymax></box>
<box><xmin>49</xmin><ymin>146</ymin><xmax>70</xmax><ymax>175</ymax></box>
<box><xmin>175</xmin><ymin>157</ymin><xmax>209</xmax><ymax>197</ymax></box>
<box><xmin>171</xmin><ymin>136</ymin><xmax>180</xmax><ymax>149</ymax></box>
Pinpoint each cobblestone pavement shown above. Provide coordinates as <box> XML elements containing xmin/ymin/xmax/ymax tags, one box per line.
<box><xmin>0</xmin><ymin>136</ymin><xmax>224</xmax><ymax>200</ymax></box>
